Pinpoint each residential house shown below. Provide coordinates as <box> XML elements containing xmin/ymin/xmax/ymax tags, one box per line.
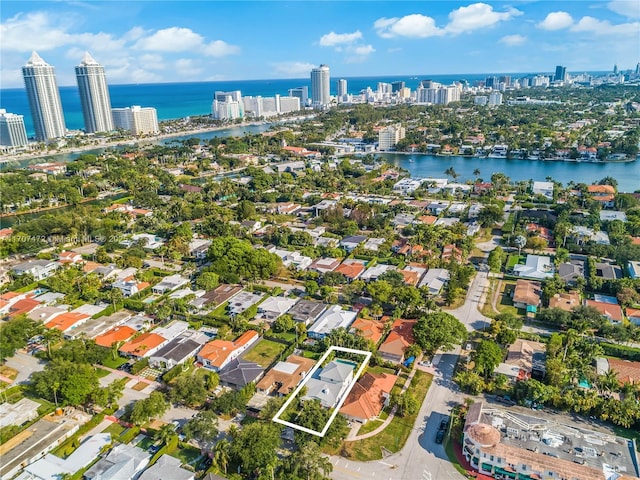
<box><xmin>427</xmin><ymin>201</ymin><xmax>450</xmax><ymax>215</ymax></box>
<box><xmin>57</xmin><ymin>251</ymin><xmax>83</xmax><ymax>264</ymax></box>
<box><xmin>65</xmin><ymin>310</ymin><xmax>132</xmax><ymax>341</ymax></box>
<box><xmin>532</xmin><ymin>181</ymin><xmax>554</xmax><ymax>200</ymax></box>
<box><xmin>349</xmin><ymin>318</ymin><xmax>385</xmax><ymax>345</ymax></box>
<box><xmin>0</xmin><ymin>398</ymin><xmax>40</xmax><ymax>428</ymax></box>
<box><xmin>227</xmin><ymin>291</ymin><xmax>264</xmax><ymax>316</ymax></box>
<box><xmin>149</xmin><ymin>331</ymin><xmax>208</xmax><ymax>369</ymax></box>
<box><xmin>138</xmin><ymin>454</ymin><xmax>194</xmax><ymax>480</ymax></box>
<box><xmin>308</xmin><ymin>257</ymin><xmax>341</xmax><ymax>275</ymax></box>
<box><xmin>151</xmin><ymin>275</ymin><xmax>189</xmax><ymax>295</ymax></box>
<box><xmin>419</xmin><ymin>268</ymin><xmax>450</xmax><ymax>295</ymax></box>
<box><xmin>190</xmin><ymin>284</ymin><xmax>243</xmax><ymax>311</ymax></box>
<box><xmin>197</xmin><ymin>330</ymin><xmax>259</xmax><ymax>371</ymax></box>
<box><xmin>27</xmin><ymin>305</ymin><xmax>66</xmax><ymax>324</ymax></box>
<box><xmin>256</xmin><ymin>296</ymin><xmax>299</xmax><ymax>321</ymax></box>
<box><xmin>127</xmin><ymin>233</ymin><xmax>165</xmax><ymax>250</ymax></box>
<box><xmin>363</xmin><ymin>237</ymin><xmax>386</xmax><ymax>252</ymax></box>
<box><xmin>95</xmin><ymin>326</ymin><xmax>137</xmax><ymax>348</ymax></box>
<box><xmin>119</xmin><ymin>332</ymin><xmax>168</xmax><ymax>358</ymax></box>
<box><xmin>218</xmin><ymin>358</ymin><xmax>265</xmax><ymax>389</ymax></box>
<box><xmin>302</xmin><ymin>360</ymin><xmax>355</xmax><ymax>408</ymax></box>
<box><xmin>628</xmin><ymin>308</ymin><xmax>640</xmax><ymax>326</ymax></box>
<box><xmin>441</xmin><ymin>244</ymin><xmax>463</xmax><ymax>262</ymax></box>
<box><xmin>549</xmin><ymin>291</ymin><xmax>581</xmax><ymax>312</ymax></box>
<box><xmin>188</xmin><ymin>238</ymin><xmax>211</xmax><ymax>260</ymax></box>
<box><xmin>399</xmin><ymin>263</ymin><xmax>427</xmax><ymax>286</ymax></box>
<box><xmin>473</xmin><ymin>182</ymin><xmax>493</xmax><ymax>195</ymax></box>
<box><xmin>287</xmin><ymin>300</ymin><xmax>327</xmax><ymax>325</ymax></box>
<box><xmin>512</xmin><ymin>280</ymin><xmax>542</xmax><ymax>314</ymax></box>
<box><xmin>594</xmin><ymin>262</ymin><xmax>623</xmax><ymax>280</ymax></box>
<box><xmin>12</xmin><ymin>260</ymin><xmax>59</xmax><ymax>281</ymax></box>
<box><xmin>378</xmin><ymin>319</ymin><xmax>416</xmax><ymax>364</ymax></box>
<box><xmin>391</xmin><ymin>213</ymin><xmax>415</xmax><ymax>227</ymax></box>
<box><xmin>596</xmin><ymin>357</ymin><xmax>640</xmax><ymax>385</ymax></box>
<box><xmin>340</xmin><ymin>372</ymin><xmax>397</xmax><ymax>423</ymax></box>
<box><xmin>599</xmin><ymin>211</ymin><xmax>627</xmax><ymax>222</ymax></box>
<box><xmin>45</xmin><ymin>312</ymin><xmax>91</xmax><ymax>333</ymax></box>
<box><xmin>585</xmin><ymin>299</ymin><xmax>624</xmax><ymax>324</ymax></box>
<box><xmin>256</xmin><ymin>354</ymin><xmax>315</xmax><ymax>396</ymax></box>
<box><xmin>587</xmin><ymin>184</ymin><xmax>616</xmax><ymax>208</ymax></box>
<box><xmin>267</xmin><ymin>247</ymin><xmax>312</xmax><ymax>271</ymax></box>
<box><xmin>340</xmin><ymin>235</ymin><xmax>367</xmax><ymax>252</ymax></box>
<box><xmin>7</xmin><ymin>297</ymin><xmax>42</xmax><ymax>318</ymax></box>
<box><xmin>557</xmin><ymin>259</ymin><xmax>585</xmax><ymax>285</ymax></box>
<box><xmin>360</xmin><ymin>264</ymin><xmax>396</xmax><ymax>282</ymax></box>
<box><xmin>495</xmin><ymin>339</ymin><xmax>546</xmax><ymax>382</ymax></box>
<box><xmin>276</xmin><ymin>202</ymin><xmax>301</xmax><ymax>215</ymax></box>
<box><xmin>308</xmin><ymin>305</ymin><xmax>357</xmax><ymax>340</ymax></box>
<box><xmin>334</xmin><ymin>259</ymin><xmax>366</xmax><ymax>281</ymax></box>
<box><xmin>240</xmin><ymin>220</ymin><xmax>262</xmax><ymax>233</ymax></box>
<box><xmin>513</xmin><ymin>255</ymin><xmax>554</xmax><ymax>280</ymax></box>
<box><xmin>84</xmin><ymin>443</ymin><xmax>150</xmax><ymax>480</ymax></box>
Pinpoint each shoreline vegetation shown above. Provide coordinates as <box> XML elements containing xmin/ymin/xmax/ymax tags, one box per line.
<box><xmin>377</xmin><ymin>150</ymin><xmax>637</xmax><ymax>163</ymax></box>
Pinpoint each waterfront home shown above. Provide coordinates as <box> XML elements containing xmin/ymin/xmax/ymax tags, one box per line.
<box><xmin>587</xmin><ymin>184</ymin><xmax>616</xmax><ymax>208</ymax></box>
<box><xmin>532</xmin><ymin>181</ymin><xmax>554</xmax><ymax>200</ymax></box>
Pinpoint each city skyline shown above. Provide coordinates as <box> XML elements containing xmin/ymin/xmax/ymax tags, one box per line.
<box><xmin>1</xmin><ymin>1</ymin><xmax>638</xmax><ymax>89</ymax></box>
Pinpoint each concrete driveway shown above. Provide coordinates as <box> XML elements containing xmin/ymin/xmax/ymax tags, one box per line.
<box><xmin>4</xmin><ymin>352</ymin><xmax>46</xmax><ymax>384</ymax></box>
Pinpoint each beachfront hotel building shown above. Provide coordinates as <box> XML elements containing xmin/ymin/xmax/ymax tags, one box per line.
<box><xmin>22</xmin><ymin>51</ymin><xmax>66</xmax><ymax>141</ymax></box>
<box><xmin>112</xmin><ymin>106</ymin><xmax>159</xmax><ymax>136</ymax></box>
<box><xmin>75</xmin><ymin>52</ymin><xmax>114</xmax><ymax>134</ymax></box>
<box><xmin>288</xmin><ymin>86</ymin><xmax>308</xmax><ymax>107</ymax></box>
<box><xmin>0</xmin><ymin>110</ymin><xmax>29</xmax><ymax>147</ymax></box>
<box><xmin>311</xmin><ymin>64</ymin><xmax>331</xmax><ymax>108</ymax></box>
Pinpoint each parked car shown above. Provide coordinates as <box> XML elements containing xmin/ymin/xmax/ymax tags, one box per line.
<box><xmin>435</xmin><ymin>429</ymin><xmax>445</xmax><ymax>444</ymax></box>
<box><xmin>439</xmin><ymin>417</ymin><xmax>449</xmax><ymax>430</ymax></box>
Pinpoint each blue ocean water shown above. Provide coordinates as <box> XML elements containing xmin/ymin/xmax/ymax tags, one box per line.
<box><xmin>1</xmin><ymin>72</ymin><xmax>554</xmax><ymax>137</ymax></box>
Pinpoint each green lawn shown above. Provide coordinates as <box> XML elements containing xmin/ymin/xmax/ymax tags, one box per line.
<box><xmin>497</xmin><ymin>281</ymin><xmax>519</xmax><ymax>316</ymax></box>
<box><xmin>96</xmin><ymin>367</ymin><xmax>112</xmax><ymax>378</ymax></box>
<box><xmin>339</xmin><ymin>371</ymin><xmax>433</xmax><ymax>461</ymax></box>
<box><xmin>170</xmin><ymin>444</ymin><xmax>203</xmax><ymax>465</ymax></box>
<box><xmin>506</xmin><ymin>254</ymin><xmax>525</xmax><ymax>269</ymax></box>
<box><xmin>103</xmin><ymin>422</ymin><xmax>126</xmax><ymax>437</ymax></box>
<box><xmin>357</xmin><ymin>419</ymin><xmax>384</xmax><ymax>436</ymax></box>
<box><xmin>242</xmin><ymin>339</ymin><xmax>286</xmax><ymax>367</ymax></box>
<box><xmin>101</xmin><ymin>355</ymin><xmax>129</xmax><ymax>369</ymax></box>
<box><xmin>136</xmin><ymin>435</ymin><xmax>156</xmax><ymax>451</ymax></box>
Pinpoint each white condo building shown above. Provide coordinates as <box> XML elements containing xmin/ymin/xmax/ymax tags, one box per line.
<box><xmin>0</xmin><ymin>110</ymin><xmax>29</xmax><ymax>147</ymax></box>
<box><xmin>75</xmin><ymin>52</ymin><xmax>114</xmax><ymax>133</ymax></box>
<box><xmin>378</xmin><ymin>123</ymin><xmax>406</xmax><ymax>151</ymax></box>
<box><xmin>288</xmin><ymin>86</ymin><xmax>308</xmax><ymax>107</ymax></box>
<box><xmin>22</xmin><ymin>51</ymin><xmax>66</xmax><ymax>141</ymax></box>
<box><xmin>279</xmin><ymin>96</ymin><xmax>301</xmax><ymax>113</ymax></box>
<box><xmin>112</xmin><ymin>106</ymin><xmax>159</xmax><ymax>135</ymax></box>
<box><xmin>337</xmin><ymin>79</ymin><xmax>347</xmax><ymax>97</ymax></box>
<box><xmin>311</xmin><ymin>64</ymin><xmax>330</xmax><ymax>107</ymax></box>
<box><xmin>212</xmin><ymin>91</ymin><xmax>244</xmax><ymax>120</ymax></box>
<box><xmin>488</xmin><ymin>91</ymin><xmax>503</xmax><ymax>106</ymax></box>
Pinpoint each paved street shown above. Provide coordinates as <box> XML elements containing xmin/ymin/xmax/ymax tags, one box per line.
<box><xmin>4</xmin><ymin>351</ymin><xmax>46</xmax><ymax>384</ymax></box>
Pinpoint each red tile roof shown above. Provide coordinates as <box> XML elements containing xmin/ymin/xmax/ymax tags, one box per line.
<box><xmin>95</xmin><ymin>326</ymin><xmax>137</xmax><ymax>347</ymax></box>
<box><xmin>340</xmin><ymin>372</ymin><xmax>397</xmax><ymax>421</ymax></box>
<box><xmin>45</xmin><ymin>312</ymin><xmax>90</xmax><ymax>331</ymax></box>
<box><xmin>119</xmin><ymin>332</ymin><xmax>166</xmax><ymax>357</ymax></box>
<box><xmin>585</xmin><ymin>300</ymin><xmax>624</xmax><ymax>323</ymax></box>
<box><xmin>350</xmin><ymin>318</ymin><xmax>386</xmax><ymax>344</ymax></box>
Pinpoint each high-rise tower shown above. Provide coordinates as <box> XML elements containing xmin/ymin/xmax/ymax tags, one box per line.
<box><xmin>75</xmin><ymin>52</ymin><xmax>114</xmax><ymax>133</ymax></box>
<box><xmin>554</xmin><ymin>65</ymin><xmax>567</xmax><ymax>82</ymax></box>
<box><xmin>22</xmin><ymin>51</ymin><xmax>66</xmax><ymax>141</ymax></box>
<box><xmin>311</xmin><ymin>64</ymin><xmax>330</xmax><ymax>107</ymax></box>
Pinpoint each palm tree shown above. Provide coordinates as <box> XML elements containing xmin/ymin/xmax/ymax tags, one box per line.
<box><xmin>154</xmin><ymin>424</ymin><xmax>177</xmax><ymax>446</ymax></box>
<box><xmin>212</xmin><ymin>438</ymin><xmax>231</xmax><ymax>474</ymax></box>
<box><xmin>444</xmin><ymin>167</ymin><xmax>459</xmax><ymax>181</ymax></box>
<box><xmin>473</xmin><ymin>168</ymin><xmax>481</xmax><ymax>180</ymax></box>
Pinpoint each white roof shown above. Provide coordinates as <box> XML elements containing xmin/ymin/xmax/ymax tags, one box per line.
<box><xmin>138</xmin><ymin>454</ymin><xmax>194</xmax><ymax>480</ymax></box>
<box><xmin>513</xmin><ymin>255</ymin><xmax>554</xmax><ymax>279</ymax></box>
<box><xmin>360</xmin><ymin>264</ymin><xmax>396</xmax><ymax>281</ymax></box>
<box><xmin>258</xmin><ymin>296</ymin><xmax>299</xmax><ymax>315</ymax></box>
<box><xmin>154</xmin><ymin>320</ymin><xmax>189</xmax><ymax>341</ymax></box>
<box><xmin>309</xmin><ymin>305</ymin><xmax>357</xmax><ymax>336</ymax></box>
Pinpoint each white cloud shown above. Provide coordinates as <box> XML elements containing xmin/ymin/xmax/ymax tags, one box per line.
<box><xmin>134</xmin><ymin>27</ymin><xmax>204</xmax><ymax>52</ymax></box>
<box><xmin>353</xmin><ymin>44</ymin><xmax>375</xmax><ymax>56</ymax></box>
<box><xmin>570</xmin><ymin>16</ymin><xmax>640</xmax><ymax>35</ymax></box>
<box><xmin>500</xmin><ymin>34</ymin><xmax>526</xmax><ymax>46</ymax></box>
<box><xmin>272</xmin><ymin>61</ymin><xmax>317</xmax><ymax>76</ymax></box>
<box><xmin>203</xmin><ymin>40</ymin><xmax>240</xmax><ymax>57</ymax></box>
<box><xmin>319</xmin><ymin>30</ymin><xmax>362</xmax><ymax>47</ymax></box>
<box><xmin>374</xmin><ymin>14</ymin><xmax>443</xmax><ymax>38</ymax></box>
<box><xmin>607</xmin><ymin>0</ymin><xmax>640</xmax><ymax>19</ymax></box>
<box><xmin>445</xmin><ymin>3</ymin><xmax>522</xmax><ymax>34</ymax></box>
<box><xmin>537</xmin><ymin>11</ymin><xmax>574</xmax><ymax>30</ymax></box>
<box><xmin>174</xmin><ymin>58</ymin><xmax>203</xmax><ymax>77</ymax></box>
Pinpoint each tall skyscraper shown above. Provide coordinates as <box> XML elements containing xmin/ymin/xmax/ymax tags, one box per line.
<box><xmin>337</xmin><ymin>79</ymin><xmax>347</xmax><ymax>97</ymax></box>
<box><xmin>75</xmin><ymin>52</ymin><xmax>114</xmax><ymax>133</ymax></box>
<box><xmin>211</xmin><ymin>91</ymin><xmax>244</xmax><ymax>120</ymax></box>
<box><xmin>311</xmin><ymin>64</ymin><xmax>330</xmax><ymax>107</ymax></box>
<box><xmin>112</xmin><ymin>106</ymin><xmax>159</xmax><ymax>135</ymax></box>
<box><xmin>554</xmin><ymin>65</ymin><xmax>567</xmax><ymax>82</ymax></box>
<box><xmin>22</xmin><ymin>51</ymin><xmax>66</xmax><ymax>141</ymax></box>
<box><xmin>613</xmin><ymin>64</ymin><xmax>618</xmax><ymax>75</ymax></box>
<box><xmin>391</xmin><ymin>81</ymin><xmax>405</xmax><ymax>92</ymax></box>
<box><xmin>0</xmin><ymin>110</ymin><xmax>29</xmax><ymax>147</ymax></box>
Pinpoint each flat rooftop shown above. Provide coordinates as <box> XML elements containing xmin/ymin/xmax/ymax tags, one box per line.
<box><xmin>479</xmin><ymin>406</ymin><xmax>639</xmax><ymax>478</ymax></box>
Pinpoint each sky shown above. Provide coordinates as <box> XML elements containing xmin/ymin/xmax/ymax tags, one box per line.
<box><xmin>1</xmin><ymin>0</ymin><xmax>639</xmax><ymax>88</ymax></box>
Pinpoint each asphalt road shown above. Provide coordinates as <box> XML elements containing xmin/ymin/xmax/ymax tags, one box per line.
<box><xmin>4</xmin><ymin>351</ymin><xmax>46</xmax><ymax>384</ymax></box>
